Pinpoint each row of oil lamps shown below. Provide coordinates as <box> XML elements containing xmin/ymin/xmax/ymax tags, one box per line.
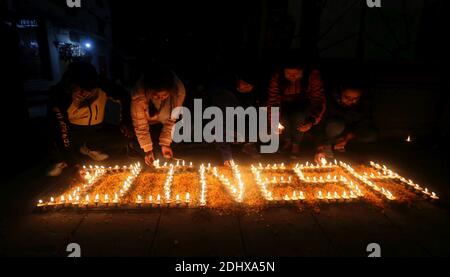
<box><xmin>369</xmin><ymin>162</ymin><xmax>439</xmax><ymax>200</ymax></box>
<box><xmin>208</xmin><ymin>163</ymin><xmax>244</xmax><ymax>203</ymax></box>
<box><xmin>340</xmin><ymin>162</ymin><xmax>396</xmax><ymax>200</ymax></box>
<box><xmin>251</xmin><ymin>165</ymin><xmax>363</xmax><ymax>202</ymax></box>
<box><xmin>37</xmin><ymin>159</ymin><xmax>439</xmax><ymax>208</ymax></box>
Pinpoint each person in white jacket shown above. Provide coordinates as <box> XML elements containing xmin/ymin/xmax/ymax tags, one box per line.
<box><xmin>131</xmin><ymin>67</ymin><xmax>186</xmax><ymax>166</ymax></box>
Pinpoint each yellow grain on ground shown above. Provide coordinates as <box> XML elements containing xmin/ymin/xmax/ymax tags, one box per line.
<box><xmin>87</xmin><ymin>172</ymin><xmax>131</xmax><ymax>200</ymax></box>
<box><xmin>123</xmin><ymin>172</ymin><xmax>167</xmax><ymax>204</ymax></box>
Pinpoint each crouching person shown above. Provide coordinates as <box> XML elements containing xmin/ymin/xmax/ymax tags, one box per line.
<box><xmin>131</xmin><ymin>67</ymin><xmax>186</xmax><ymax>166</ymax></box>
<box><xmin>208</xmin><ymin>67</ymin><xmax>261</xmax><ymax>166</ymax></box>
<box><xmin>315</xmin><ymin>83</ymin><xmax>378</xmax><ymax>162</ymax></box>
<box><xmin>267</xmin><ymin>60</ymin><xmax>326</xmax><ymax>159</ymax></box>
<box><xmin>47</xmin><ymin>62</ymin><xmax>130</xmax><ymax>177</ymax></box>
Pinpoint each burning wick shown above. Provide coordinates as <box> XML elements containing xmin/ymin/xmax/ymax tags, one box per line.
<box><xmin>157</xmin><ymin>194</ymin><xmax>161</xmax><ymax>204</ymax></box>
<box><xmin>136</xmin><ymin>195</ymin><xmax>143</xmax><ymax>204</ymax></box>
<box><xmin>406</xmin><ymin>136</ymin><xmax>412</xmax><ymax>143</ymax></box>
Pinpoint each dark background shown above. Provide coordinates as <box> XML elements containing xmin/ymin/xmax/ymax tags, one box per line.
<box><xmin>1</xmin><ymin>0</ymin><xmax>449</xmax><ymax>178</ymax></box>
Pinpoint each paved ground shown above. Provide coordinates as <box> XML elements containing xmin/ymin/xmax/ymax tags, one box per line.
<box><xmin>1</xmin><ymin>139</ymin><xmax>449</xmax><ymax>257</ymax></box>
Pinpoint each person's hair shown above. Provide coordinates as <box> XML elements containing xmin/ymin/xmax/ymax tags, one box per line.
<box><xmin>63</xmin><ymin>62</ymin><xmax>99</xmax><ymax>91</ymax></box>
<box><xmin>140</xmin><ymin>66</ymin><xmax>177</xmax><ymax>95</ymax></box>
<box><xmin>277</xmin><ymin>59</ymin><xmax>312</xmax><ymax>93</ymax></box>
<box><xmin>338</xmin><ymin>80</ymin><xmax>366</xmax><ymax>95</ymax></box>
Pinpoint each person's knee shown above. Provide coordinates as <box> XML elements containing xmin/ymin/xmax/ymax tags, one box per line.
<box><xmin>325</xmin><ymin>120</ymin><xmax>346</xmax><ymax>138</ymax></box>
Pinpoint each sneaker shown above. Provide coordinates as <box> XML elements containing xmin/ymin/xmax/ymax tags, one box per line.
<box><xmin>47</xmin><ymin>162</ymin><xmax>68</xmax><ymax>177</ymax></box>
<box><xmin>80</xmin><ymin>145</ymin><xmax>109</xmax><ymax>161</ymax></box>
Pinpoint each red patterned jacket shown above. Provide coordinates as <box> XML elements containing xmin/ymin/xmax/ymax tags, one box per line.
<box><xmin>267</xmin><ymin>69</ymin><xmax>326</xmax><ymax>125</ymax></box>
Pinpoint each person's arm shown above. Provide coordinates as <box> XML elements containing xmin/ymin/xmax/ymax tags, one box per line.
<box><xmin>131</xmin><ymin>88</ymin><xmax>153</xmax><ymax>153</ymax></box>
<box><xmin>266</xmin><ymin>73</ymin><xmax>282</xmax><ymax>126</ymax></box>
<box><xmin>48</xmin><ymin>89</ymin><xmax>75</xmax><ymax>164</ymax></box>
<box><xmin>305</xmin><ymin>70</ymin><xmax>326</xmax><ymax>125</ymax></box>
<box><xmin>159</xmin><ymin>76</ymin><xmax>186</xmax><ymax>148</ymax></box>
<box><xmin>267</xmin><ymin>73</ymin><xmax>281</xmax><ymax>108</ymax></box>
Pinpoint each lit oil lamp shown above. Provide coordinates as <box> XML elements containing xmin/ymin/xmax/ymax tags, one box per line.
<box><xmin>48</xmin><ymin>197</ymin><xmax>56</xmax><ymax>206</ymax></box>
<box><xmin>136</xmin><ymin>195</ymin><xmax>143</xmax><ymax>205</ymax></box>
<box><xmin>103</xmin><ymin>194</ymin><xmax>110</xmax><ymax>205</ymax></box>
<box><xmin>73</xmin><ymin>195</ymin><xmax>80</xmax><ymax>206</ymax></box>
<box><xmin>299</xmin><ymin>191</ymin><xmax>306</xmax><ymax>201</ymax></box>
<box><xmin>37</xmin><ymin>199</ymin><xmax>45</xmax><ymax>207</ymax></box>
<box><xmin>84</xmin><ymin>195</ymin><xmax>90</xmax><ymax>206</ymax></box>
<box><xmin>318</xmin><ymin>191</ymin><xmax>324</xmax><ymax>200</ymax></box>
<box><xmin>156</xmin><ymin>194</ymin><xmax>162</xmax><ymax>205</ymax></box>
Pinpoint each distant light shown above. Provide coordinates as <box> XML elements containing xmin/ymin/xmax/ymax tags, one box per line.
<box><xmin>85</xmin><ymin>43</ymin><xmax>92</xmax><ymax>49</ymax></box>
<box><xmin>406</xmin><ymin>136</ymin><xmax>412</xmax><ymax>143</ymax></box>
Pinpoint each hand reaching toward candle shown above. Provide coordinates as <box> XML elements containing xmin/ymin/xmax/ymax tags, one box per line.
<box><xmin>145</xmin><ymin>151</ymin><xmax>155</xmax><ymax>166</ymax></box>
<box><xmin>161</xmin><ymin>146</ymin><xmax>173</xmax><ymax>159</ymax></box>
<box><xmin>314</xmin><ymin>152</ymin><xmax>327</xmax><ymax>164</ymax></box>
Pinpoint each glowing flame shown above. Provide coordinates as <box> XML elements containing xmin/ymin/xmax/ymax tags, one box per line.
<box><xmin>318</xmin><ymin>191</ymin><xmax>324</xmax><ymax>199</ymax></box>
